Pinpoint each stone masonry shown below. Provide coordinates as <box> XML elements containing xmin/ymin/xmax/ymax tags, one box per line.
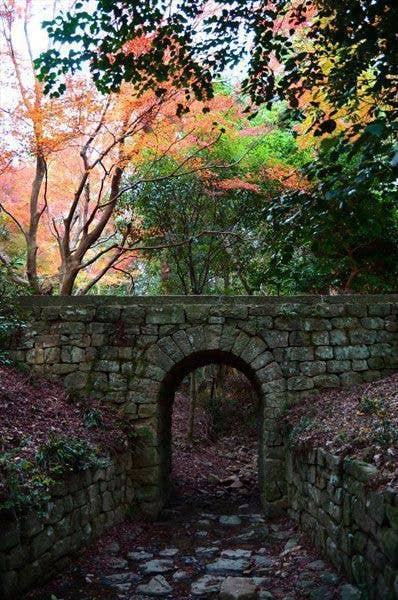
<box><xmin>287</xmin><ymin>448</ymin><xmax>398</xmax><ymax>599</ymax></box>
<box><xmin>12</xmin><ymin>294</ymin><xmax>398</xmax><ymax>519</ymax></box>
<box><xmin>0</xmin><ymin>452</ymin><xmax>135</xmax><ymax>598</ymax></box>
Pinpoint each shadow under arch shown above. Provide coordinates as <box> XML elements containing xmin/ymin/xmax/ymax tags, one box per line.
<box><xmin>157</xmin><ymin>349</ymin><xmax>265</xmax><ymax>511</ymax></box>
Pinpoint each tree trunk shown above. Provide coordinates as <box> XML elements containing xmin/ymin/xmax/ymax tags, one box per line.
<box><xmin>187</xmin><ymin>370</ymin><xmax>197</xmax><ymax>443</ymax></box>
<box><xmin>26</xmin><ymin>154</ymin><xmax>46</xmax><ymax>293</ymax></box>
<box><xmin>59</xmin><ymin>261</ymin><xmax>80</xmax><ymax>296</ymax></box>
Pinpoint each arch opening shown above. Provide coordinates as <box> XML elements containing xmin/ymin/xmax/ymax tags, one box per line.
<box><xmin>157</xmin><ymin>349</ymin><xmax>266</xmax><ymax>512</ymax></box>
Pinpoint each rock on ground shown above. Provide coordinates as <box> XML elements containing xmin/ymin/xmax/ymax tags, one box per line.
<box><xmin>219</xmin><ymin>577</ymin><xmax>257</xmax><ymax>600</ymax></box>
<box><xmin>136</xmin><ymin>575</ymin><xmax>172</xmax><ymax>596</ymax></box>
<box><xmin>191</xmin><ymin>575</ymin><xmax>224</xmax><ymax>595</ymax></box>
<box><xmin>206</xmin><ymin>557</ymin><xmax>250</xmax><ymax>574</ymax></box>
<box><xmin>140</xmin><ymin>559</ymin><xmax>174</xmax><ymax>574</ymax></box>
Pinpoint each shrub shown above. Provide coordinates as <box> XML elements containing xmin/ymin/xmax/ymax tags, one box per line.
<box><xmin>0</xmin><ymin>449</ymin><xmax>55</xmax><ymax>513</ymax></box>
<box><xmin>0</xmin><ymin>436</ymin><xmax>111</xmax><ymax>513</ymax></box>
<box><xmin>36</xmin><ymin>436</ymin><xmax>110</xmax><ymax>475</ymax></box>
<box><xmin>0</xmin><ymin>270</ymin><xmax>26</xmax><ymax>365</ymax></box>
<box><xmin>358</xmin><ymin>395</ymin><xmax>386</xmax><ymax>416</ymax></box>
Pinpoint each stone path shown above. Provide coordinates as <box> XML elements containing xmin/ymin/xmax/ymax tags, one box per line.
<box><xmin>26</xmin><ymin>498</ymin><xmax>363</xmax><ymax>599</ymax></box>
<box><xmin>26</xmin><ymin>393</ymin><xmax>364</xmax><ymax>599</ymax></box>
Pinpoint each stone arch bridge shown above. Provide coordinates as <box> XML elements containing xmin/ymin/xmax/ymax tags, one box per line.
<box><xmin>15</xmin><ymin>295</ymin><xmax>398</xmax><ymax>517</ymax></box>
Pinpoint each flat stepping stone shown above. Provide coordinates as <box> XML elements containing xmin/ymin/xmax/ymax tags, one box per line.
<box><xmin>102</xmin><ymin>542</ymin><xmax>120</xmax><ymax>555</ymax></box>
<box><xmin>219</xmin><ymin>515</ymin><xmax>242</xmax><ymax>526</ymax></box>
<box><xmin>195</xmin><ymin>547</ymin><xmax>218</xmax><ymax>557</ymax></box>
<box><xmin>252</xmin><ymin>555</ymin><xmax>275</xmax><ymax>571</ymax></box>
<box><xmin>233</xmin><ymin>530</ymin><xmax>257</xmax><ymax>542</ymax></box>
<box><xmin>307</xmin><ymin>560</ymin><xmax>327</xmax><ymax>571</ymax></box>
<box><xmin>173</xmin><ymin>570</ymin><xmax>190</xmax><ymax>582</ymax></box>
<box><xmin>191</xmin><ymin>575</ymin><xmax>224</xmax><ymax>595</ymax></box>
<box><xmin>198</xmin><ymin>519</ymin><xmax>211</xmax><ymax>526</ymax></box>
<box><xmin>221</xmin><ymin>549</ymin><xmax>252</xmax><ymax>559</ymax></box>
<box><xmin>136</xmin><ymin>575</ymin><xmax>172</xmax><ymax>596</ymax></box>
<box><xmin>219</xmin><ymin>577</ymin><xmax>257</xmax><ymax>600</ymax></box>
<box><xmin>206</xmin><ymin>558</ymin><xmax>250</xmax><ymax>574</ymax></box>
<box><xmin>283</xmin><ymin>536</ymin><xmax>301</xmax><ymax>551</ymax></box>
<box><xmin>100</xmin><ymin>572</ymin><xmax>140</xmax><ymax>588</ymax></box>
<box><xmin>106</xmin><ymin>557</ymin><xmax>128</xmax><ymax>570</ymax></box>
<box><xmin>158</xmin><ymin>548</ymin><xmax>179</xmax><ymax>557</ymax></box>
<box><xmin>141</xmin><ymin>559</ymin><xmax>174</xmax><ymax>575</ymax></box>
<box><xmin>247</xmin><ymin>514</ymin><xmax>266</xmax><ymax>523</ymax></box>
<box><xmin>128</xmin><ymin>551</ymin><xmax>154</xmax><ymax>561</ymax></box>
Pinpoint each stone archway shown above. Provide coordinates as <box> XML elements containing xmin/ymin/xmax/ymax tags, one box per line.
<box><xmin>135</xmin><ymin>325</ymin><xmax>288</xmax><ymax>518</ymax></box>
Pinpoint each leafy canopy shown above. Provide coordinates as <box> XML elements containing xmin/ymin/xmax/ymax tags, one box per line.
<box><xmin>36</xmin><ymin>0</ymin><xmax>397</xmax><ymax>132</ymax></box>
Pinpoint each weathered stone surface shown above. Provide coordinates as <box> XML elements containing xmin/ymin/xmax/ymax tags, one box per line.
<box><xmin>219</xmin><ymin>576</ymin><xmax>257</xmax><ymax>600</ymax></box>
<box><xmin>191</xmin><ymin>574</ymin><xmax>224</xmax><ymax>595</ymax></box>
<box><xmin>136</xmin><ymin>574</ymin><xmax>172</xmax><ymax>596</ymax></box>
<box><xmin>221</xmin><ymin>549</ymin><xmax>252</xmax><ymax>559</ymax></box>
<box><xmin>141</xmin><ymin>559</ymin><xmax>175</xmax><ymax>574</ymax></box>
<box><xmin>206</xmin><ymin>558</ymin><xmax>250</xmax><ymax>574</ymax></box>
<box><xmin>101</xmin><ymin>572</ymin><xmax>140</xmax><ymax>588</ymax></box>
<box><xmin>340</xmin><ymin>583</ymin><xmax>363</xmax><ymax>600</ymax></box>
<box><xmin>219</xmin><ymin>515</ymin><xmax>242</xmax><ymax>526</ymax></box>
<box><xmin>128</xmin><ymin>550</ymin><xmax>154</xmax><ymax>561</ymax></box>
<box><xmin>4</xmin><ymin>295</ymin><xmax>398</xmax><ymax>599</ymax></box>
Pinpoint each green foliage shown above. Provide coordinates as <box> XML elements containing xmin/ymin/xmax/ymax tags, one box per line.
<box><xmin>36</xmin><ymin>1</ymin><xmax>397</xmax><ymax>124</ymax></box>
<box><xmin>36</xmin><ymin>2</ymin><xmax>397</xmax><ymax>291</ymax></box>
<box><xmin>36</xmin><ymin>436</ymin><xmax>110</xmax><ymax>475</ymax></box>
<box><xmin>0</xmin><ymin>269</ymin><xmax>26</xmax><ymax>365</ymax></box>
<box><xmin>0</xmin><ymin>448</ymin><xmax>55</xmax><ymax>513</ymax></box>
<box><xmin>287</xmin><ymin>416</ymin><xmax>314</xmax><ymax>448</ymax></box>
<box><xmin>264</xmin><ymin>133</ymin><xmax>398</xmax><ymax>293</ymax></box>
<box><xmin>374</xmin><ymin>419</ymin><xmax>398</xmax><ymax>447</ymax></box>
<box><xmin>83</xmin><ymin>408</ymin><xmax>105</xmax><ymax>429</ymax></box>
<box><xmin>358</xmin><ymin>396</ymin><xmax>385</xmax><ymax>416</ymax></box>
<box><xmin>0</xmin><ymin>436</ymin><xmax>110</xmax><ymax>513</ymax></box>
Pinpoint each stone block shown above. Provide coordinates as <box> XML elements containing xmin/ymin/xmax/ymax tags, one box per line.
<box><xmin>352</xmin><ymin>359</ymin><xmax>368</xmax><ymax>371</ymax></box>
<box><xmin>287</xmin><ymin>376</ymin><xmax>314</xmax><ymax>391</ymax></box>
<box><xmin>378</xmin><ymin>529</ymin><xmax>398</xmax><ymax>565</ymax></box>
<box><xmin>302</xmin><ymin>318</ymin><xmax>331</xmax><ymax>331</ymax></box>
<box><xmin>344</xmin><ymin>459</ymin><xmax>378</xmax><ymax>482</ymax></box>
<box><xmin>311</xmin><ymin>331</ymin><xmax>329</xmax><ymax>345</ymax></box>
<box><xmin>146</xmin><ymin>306</ymin><xmax>185</xmax><ymax>324</ymax></box>
<box><xmin>329</xmin><ymin>329</ymin><xmax>348</xmax><ymax>345</ymax></box>
<box><xmin>327</xmin><ymin>360</ymin><xmax>351</xmax><ymax>373</ymax></box>
<box><xmin>263</xmin><ymin>330</ymin><xmax>289</xmax><ymax>348</ymax></box>
<box><xmin>349</xmin><ymin>329</ymin><xmax>377</xmax><ymax>344</ymax></box>
<box><xmin>361</xmin><ymin>316</ymin><xmax>385</xmax><ymax>329</ymax></box>
<box><xmin>315</xmin><ymin>346</ymin><xmax>334</xmax><ymax>359</ymax></box>
<box><xmin>334</xmin><ymin>345</ymin><xmax>369</xmax><ymax>360</ymax></box>
<box><xmin>331</xmin><ymin>317</ymin><xmax>359</xmax><ymax>329</ymax></box>
<box><xmin>340</xmin><ymin>372</ymin><xmax>363</xmax><ymax>386</ymax></box>
<box><xmin>313</xmin><ymin>374</ymin><xmax>339</xmax><ymax>388</ymax></box>
<box><xmin>96</xmin><ymin>306</ymin><xmax>121</xmax><ymax>321</ymax></box>
<box><xmin>386</xmin><ymin>504</ymin><xmax>398</xmax><ymax>530</ymax></box>
<box><xmin>250</xmin><ymin>351</ymin><xmax>273</xmax><ymax>370</ymax></box>
<box><xmin>274</xmin><ymin>316</ymin><xmax>300</xmax><ymax>330</ymax></box>
<box><xmin>31</xmin><ymin>526</ymin><xmax>55</xmax><ymax>559</ymax></box>
<box><xmin>64</xmin><ymin>371</ymin><xmax>88</xmax><ymax>390</ymax></box>
<box><xmin>285</xmin><ymin>346</ymin><xmax>314</xmax><ymax>361</ymax></box>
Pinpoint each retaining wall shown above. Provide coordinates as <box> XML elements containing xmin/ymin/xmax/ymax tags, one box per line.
<box><xmin>287</xmin><ymin>449</ymin><xmax>398</xmax><ymax>599</ymax></box>
<box><xmin>0</xmin><ymin>452</ymin><xmax>135</xmax><ymax>599</ymax></box>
